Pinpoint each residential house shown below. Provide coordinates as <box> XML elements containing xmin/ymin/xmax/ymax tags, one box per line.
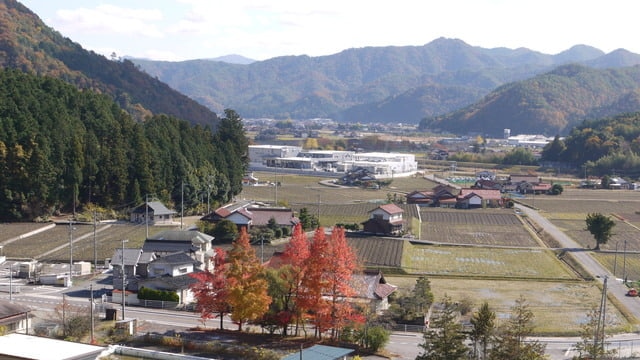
<box><xmin>130</xmin><ymin>201</ymin><xmax>176</xmax><ymax>225</ymax></box>
<box><xmin>111</xmin><ymin>247</ymin><xmax>144</xmax><ymax>291</ymax></box>
<box><xmin>138</xmin><ymin>252</ymin><xmax>202</xmax><ymax>304</ymax></box>
<box><xmin>111</xmin><ymin>230</ymin><xmax>215</xmax><ymax>305</ymax></box>
<box><xmin>457</xmin><ymin>189</ymin><xmax>503</xmax><ymax>209</ymax></box>
<box><xmin>350</xmin><ymin>269</ymin><xmax>398</xmax><ymax>314</ymax></box>
<box><xmin>472</xmin><ymin>179</ymin><xmax>503</xmax><ymax>191</ymax></box>
<box><xmin>202</xmin><ymin>202</ymin><xmax>300</xmax><ymax>233</ymax></box>
<box><xmin>0</xmin><ymin>301</ymin><xmax>31</xmax><ymax>334</ymax></box>
<box><xmin>362</xmin><ymin>204</ymin><xmax>404</xmax><ymax>236</ymax></box>
<box><xmin>143</xmin><ymin>230</ymin><xmax>215</xmax><ymax>270</ymax></box>
<box><xmin>406</xmin><ymin>184</ymin><xmax>458</xmax><ymax>207</ymax></box>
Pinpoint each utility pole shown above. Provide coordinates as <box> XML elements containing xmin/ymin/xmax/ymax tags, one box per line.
<box><xmin>121</xmin><ymin>239</ymin><xmax>129</xmax><ymax>320</ymax></box>
<box><xmin>93</xmin><ymin>210</ymin><xmax>97</xmax><ymax>272</ymax></box>
<box><xmin>89</xmin><ymin>283</ymin><xmax>95</xmax><ymax>344</ymax></box>
<box><xmin>68</xmin><ymin>220</ymin><xmax>74</xmax><ymax>287</ymax></box>
<box><xmin>181</xmin><ymin>181</ymin><xmax>185</xmax><ymax>230</ymax></box>
<box><xmin>145</xmin><ymin>194</ymin><xmax>149</xmax><ymax>239</ymax></box>
<box><xmin>9</xmin><ymin>263</ymin><xmax>13</xmax><ymax>302</ymax></box>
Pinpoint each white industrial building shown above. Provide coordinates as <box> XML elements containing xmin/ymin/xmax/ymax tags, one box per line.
<box><xmin>248</xmin><ymin>145</ymin><xmax>417</xmax><ymax>177</ymax></box>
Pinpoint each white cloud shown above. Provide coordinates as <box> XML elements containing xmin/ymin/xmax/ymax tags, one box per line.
<box><xmin>55</xmin><ymin>5</ymin><xmax>165</xmax><ymax>38</ymax></box>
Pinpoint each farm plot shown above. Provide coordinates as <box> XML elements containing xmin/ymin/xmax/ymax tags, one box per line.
<box><xmin>0</xmin><ymin>223</ymin><xmax>53</xmax><ymax>244</ymax></box>
<box><xmin>420</xmin><ymin>210</ymin><xmax>537</xmax><ymax>247</ymax></box>
<box><xmin>386</xmin><ymin>276</ymin><xmax>626</xmax><ymax>335</ymax></box>
<box><xmin>42</xmin><ymin>223</ymin><xmax>181</xmax><ymax>262</ymax></box>
<box><xmin>547</xmin><ymin>218</ymin><xmax>640</xmax><ymax>251</ymax></box>
<box><xmin>402</xmin><ymin>243</ymin><xmax>576</xmax><ymax>280</ymax></box>
<box><xmin>2</xmin><ymin>223</ymin><xmax>98</xmax><ymax>260</ymax></box>
<box><xmin>347</xmin><ymin>236</ymin><xmax>404</xmax><ymax>269</ymax></box>
<box><xmin>241</xmin><ymin>172</ymin><xmax>438</xmax><ymax>207</ymax></box>
<box><xmin>593</xmin><ymin>252</ymin><xmax>640</xmax><ymax>282</ymax></box>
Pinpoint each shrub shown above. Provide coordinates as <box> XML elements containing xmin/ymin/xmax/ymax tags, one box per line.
<box><xmin>138</xmin><ymin>287</ymin><xmax>179</xmax><ymax>302</ymax></box>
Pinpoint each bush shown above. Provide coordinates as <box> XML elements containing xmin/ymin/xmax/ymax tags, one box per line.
<box><xmin>138</xmin><ymin>287</ymin><xmax>179</xmax><ymax>302</ymax></box>
<box><xmin>365</xmin><ymin>326</ymin><xmax>391</xmax><ymax>352</ymax></box>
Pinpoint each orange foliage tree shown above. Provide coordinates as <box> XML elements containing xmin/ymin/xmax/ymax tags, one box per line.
<box><xmin>226</xmin><ymin>227</ymin><xmax>271</xmax><ymax>331</ymax></box>
<box><xmin>189</xmin><ymin>248</ymin><xmax>230</xmax><ymax>329</ymax></box>
<box><xmin>299</xmin><ymin>226</ymin><xmax>361</xmax><ymax>339</ymax></box>
<box><xmin>277</xmin><ymin>223</ymin><xmax>311</xmax><ymax>335</ymax></box>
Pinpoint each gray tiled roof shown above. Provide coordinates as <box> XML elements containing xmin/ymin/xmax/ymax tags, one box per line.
<box><xmin>132</xmin><ymin>201</ymin><xmax>176</xmax><ymax>215</ymax></box>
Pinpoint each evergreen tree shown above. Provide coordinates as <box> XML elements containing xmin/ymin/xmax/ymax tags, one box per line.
<box><xmin>489</xmin><ymin>296</ymin><xmax>546</xmax><ymax>360</ymax></box>
<box><xmin>470</xmin><ymin>301</ymin><xmax>496</xmax><ymax>360</ymax></box>
<box><xmin>416</xmin><ymin>295</ymin><xmax>469</xmax><ymax>360</ymax></box>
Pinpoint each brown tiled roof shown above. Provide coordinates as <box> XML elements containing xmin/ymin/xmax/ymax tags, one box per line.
<box><xmin>375</xmin><ymin>203</ymin><xmax>404</xmax><ymax>215</ymax></box>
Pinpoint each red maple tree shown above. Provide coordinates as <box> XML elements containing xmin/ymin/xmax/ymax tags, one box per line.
<box><xmin>189</xmin><ymin>247</ymin><xmax>230</xmax><ymax>329</ymax></box>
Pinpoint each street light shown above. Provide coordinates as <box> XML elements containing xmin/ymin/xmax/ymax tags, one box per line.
<box><xmin>121</xmin><ymin>239</ymin><xmax>129</xmax><ymax>320</ymax></box>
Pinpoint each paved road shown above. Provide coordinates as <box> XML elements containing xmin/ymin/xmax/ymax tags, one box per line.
<box><xmin>518</xmin><ymin>205</ymin><xmax>640</xmax><ymax>323</ymax></box>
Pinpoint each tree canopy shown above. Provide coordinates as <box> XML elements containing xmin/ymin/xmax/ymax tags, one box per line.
<box><xmin>0</xmin><ymin>69</ymin><xmax>248</xmax><ymax>220</ymax></box>
<box><xmin>585</xmin><ymin>213</ymin><xmax>616</xmax><ymax>251</ymax></box>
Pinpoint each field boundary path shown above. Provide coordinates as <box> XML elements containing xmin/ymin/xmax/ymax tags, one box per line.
<box><xmin>0</xmin><ymin>223</ymin><xmax>56</xmax><ymax>247</ymax></box>
<box><xmin>518</xmin><ymin>205</ymin><xmax>640</xmax><ymax>325</ymax></box>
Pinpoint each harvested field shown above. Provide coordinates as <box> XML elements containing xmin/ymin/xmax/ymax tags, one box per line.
<box><xmin>386</xmin><ymin>276</ymin><xmax>627</xmax><ymax>335</ymax></box>
<box><xmin>420</xmin><ymin>209</ymin><xmax>538</xmax><ymax>247</ymax></box>
<box><xmin>347</xmin><ymin>235</ymin><xmax>404</xmax><ymax>269</ymax></box>
<box><xmin>593</xmin><ymin>252</ymin><xmax>640</xmax><ymax>282</ymax></box>
<box><xmin>402</xmin><ymin>242</ymin><xmax>576</xmax><ymax>280</ymax></box>
<box><xmin>240</xmin><ymin>172</ymin><xmax>438</xmax><ymax>207</ymax></box>
<box><xmin>0</xmin><ymin>223</ymin><xmax>53</xmax><ymax>243</ymax></box>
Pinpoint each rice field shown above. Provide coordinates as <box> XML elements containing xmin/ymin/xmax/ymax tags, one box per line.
<box><xmin>401</xmin><ymin>242</ymin><xmax>576</xmax><ymax>279</ymax></box>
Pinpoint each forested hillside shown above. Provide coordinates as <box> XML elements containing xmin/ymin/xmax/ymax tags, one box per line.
<box><xmin>0</xmin><ymin>0</ymin><xmax>218</xmax><ymax>127</ymax></box>
<box><xmin>0</xmin><ymin>69</ymin><xmax>247</xmax><ymax>221</ymax></box>
<box><xmin>421</xmin><ymin>64</ymin><xmax>640</xmax><ymax>137</ymax></box>
<box><xmin>541</xmin><ymin>112</ymin><xmax>640</xmax><ymax>178</ymax></box>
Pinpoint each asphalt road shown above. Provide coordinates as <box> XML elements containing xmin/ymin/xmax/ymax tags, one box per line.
<box><xmin>518</xmin><ymin>204</ymin><xmax>640</xmax><ymax>322</ymax></box>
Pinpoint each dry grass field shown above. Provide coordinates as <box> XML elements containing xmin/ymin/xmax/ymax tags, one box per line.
<box><xmin>386</xmin><ymin>276</ymin><xmax>630</xmax><ymax>335</ymax></box>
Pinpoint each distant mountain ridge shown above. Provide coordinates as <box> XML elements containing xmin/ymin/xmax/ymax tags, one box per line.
<box><xmin>131</xmin><ymin>38</ymin><xmax>640</xmax><ymax>133</ymax></box>
<box><xmin>420</xmin><ymin>64</ymin><xmax>640</xmax><ymax>137</ymax></box>
<box><xmin>0</xmin><ymin>0</ymin><xmax>218</xmax><ymax>127</ymax></box>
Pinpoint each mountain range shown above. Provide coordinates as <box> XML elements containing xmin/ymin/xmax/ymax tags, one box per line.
<box><xmin>131</xmin><ymin>39</ymin><xmax>640</xmax><ymax>136</ymax></box>
<box><xmin>5</xmin><ymin>0</ymin><xmax>640</xmax><ymax>137</ymax></box>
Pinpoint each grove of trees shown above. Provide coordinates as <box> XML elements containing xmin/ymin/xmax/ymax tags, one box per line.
<box><xmin>189</xmin><ymin>224</ymin><xmax>381</xmax><ymax>346</ymax></box>
<box><xmin>0</xmin><ymin>69</ymin><xmax>249</xmax><ymax>221</ymax></box>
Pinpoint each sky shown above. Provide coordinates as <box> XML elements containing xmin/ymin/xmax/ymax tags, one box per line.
<box><xmin>18</xmin><ymin>0</ymin><xmax>640</xmax><ymax>62</ymax></box>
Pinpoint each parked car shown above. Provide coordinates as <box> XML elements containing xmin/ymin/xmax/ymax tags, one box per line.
<box><xmin>626</xmin><ymin>288</ymin><xmax>638</xmax><ymax>297</ymax></box>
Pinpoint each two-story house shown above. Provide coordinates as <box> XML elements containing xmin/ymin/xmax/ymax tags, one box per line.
<box><xmin>362</xmin><ymin>204</ymin><xmax>404</xmax><ymax>236</ymax></box>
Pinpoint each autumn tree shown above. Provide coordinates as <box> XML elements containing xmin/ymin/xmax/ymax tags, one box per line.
<box><xmin>300</xmin><ymin>226</ymin><xmax>360</xmax><ymax>339</ymax></box>
<box><xmin>324</xmin><ymin>226</ymin><xmax>361</xmax><ymax>339</ymax></box>
<box><xmin>189</xmin><ymin>248</ymin><xmax>230</xmax><ymax>329</ymax></box>
<box><xmin>470</xmin><ymin>301</ymin><xmax>496</xmax><ymax>360</ymax></box>
<box><xmin>299</xmin><ymin>227</ymin><xmax>332</xmax><ymax>337</ymax></box>
<box><xmin>489</xmin><ymin>295</ymin><xmax>546</xmax><ymax>360</ymax></box>
<box><xmin>416</xmin><ymin>295</ymin><xmax>469</xmax><ymax>360</ymax></box>
<box><xmin>226</xmin><ymin>227</ymin><xmax>271</xmax><ymax>331</ymax></box>
<box><xmin>280</xmin><ymin>223</ymin><xmax>311</xmax><ymax>335</ymax></box>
